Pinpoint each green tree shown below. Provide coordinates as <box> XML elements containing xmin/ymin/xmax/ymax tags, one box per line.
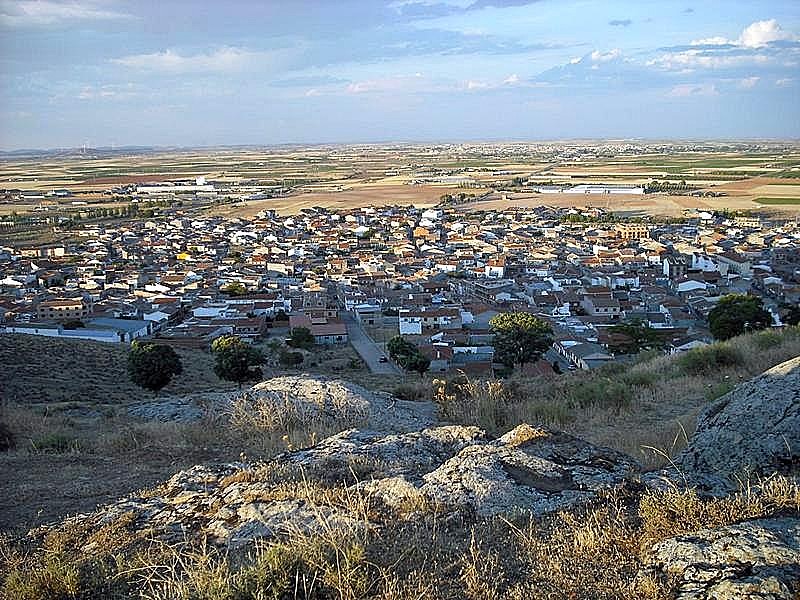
<box><xmin>211</xmin><ymin>335</ymin><xmax>264</xmax><ymax>387</ymax></box>
<box><xmin>127</xmin><ymin>341</ymin><xmax>183</xmax><ymax>395</ymax></box>
<box><xmin>222</xmin><ymin>282</ymin><xmax>247</xmax><ymax>296</ymax></box>
<box><xmin>708</xmin><ymin>294</ymin><xmax>772</xmax><ymax>341</ymax></box>
<box><xmin>287</xmin><ymin>326</ymin><xmax>315</xmax><ymax>350</ymax></box>
<box><xmin>607</xmin><ymin>320</ymin><xmax>666</xmax><ymax>354</ymax></box>
<box><xmin>780</xmin><ymin>303</ymin><xmax>800</xmax><ymax>327</ymax></box>
<box><xmin>489</xmin><ymin>312</ymin><xmax>554</xmax><ymax>369</ymax></box>
<box><xmin>278</xmin><ymin>349</ymin><xmax>304</xmax><ymax>367</ymax></box>
<box><xmin>387</xmin><ymin>335</ymin><xmax>417</xmax><ymax>361</ymax></box>
<box><xmin>404</xmin><ymin>352</ymin><xmax>430</xmax><ymax>376</ymax></box>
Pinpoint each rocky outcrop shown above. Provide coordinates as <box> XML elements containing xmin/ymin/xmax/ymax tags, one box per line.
<box><xmin>642</xmin><ymin>518</ymin><xmax>800</xmax><ymax>599</ymax></box>
<box><xmin>660</xmin><ymin>356</ymin><xmax>800</xmax><ymax>495</ymax></box>
<box><xmin>236</xmin><ymin>376</ymin><xmax>436</xmax><ymax>433</ymax></box>
<box><xmin>419</xmin><ymin>424</ymin><xmax>641</xmax><ymax>516</ymax></box>
<box><xmin>47</xmin><ymin>424</ymin><xmax>640</xmax><ymax>550</ymax></box>
<box><xmin>127</xmin><ymin>375</ymin><xmax>436</xmax><ymax>433</ymax></box>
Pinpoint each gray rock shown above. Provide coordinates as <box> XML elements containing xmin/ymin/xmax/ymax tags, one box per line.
<box><xmin>642</xmin><ymin>518</ymin><xmax>800</xmax><ymax>599</ymax></box>
<box><xmin>666</xmin><ymin>356</ymin><xmax>800</xmax><ymax>494</ymax></box>
<box><xmin>420</xmin><ymin>424</ymin><xmax>641</xmax><ymax>516</ymax></box>
<box><xmin>284</xmin><ymin>425</ymin><xmax>486</xmax><ymax>478</ymax></box>
<box><xmin>232</xmin><ymin>375</ymin><xmax>437</xmax><ymax>433</ymax></box>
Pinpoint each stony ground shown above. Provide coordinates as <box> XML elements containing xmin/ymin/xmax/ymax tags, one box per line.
<box><xmin>5</xmin><ymin>356</ymin><xmax>798</xmax><ymax>599</ymax></box>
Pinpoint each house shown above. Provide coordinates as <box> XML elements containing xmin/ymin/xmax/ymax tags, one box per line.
<box><xmin>553</xmin><ymin>340</ymin><xmax>615</xmax><ymax>370</ymax></box>
<box><xmin>581</xmin><ymin>296</ymin><xmax>621</xmax><ymax>318</ymax></box>
<box><xmin>36</xmin><ymin>298</ymin><xmax>92</xmax><ymax>321</ymax></box>
<box><xmin>398</xmin><ymin>307</ymin><xmax>461</xmax><ymax>335</ymax></box>
<box><xmin>289</xmin><ymin>313</ymin><xmax>348</xmax><ymax>345</ymax></box>
<box><xmin>668</xmin><ymin>334</ymin><xmax>711</xmax><ymax>354</ymax></box>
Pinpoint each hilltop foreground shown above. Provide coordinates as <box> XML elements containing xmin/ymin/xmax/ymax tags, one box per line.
<box><xmin>2</xmin><ymin>352</ymin><xmax>799</xmax><ymax>599</ymax></box>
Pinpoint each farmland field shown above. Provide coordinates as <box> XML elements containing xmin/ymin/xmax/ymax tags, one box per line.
<box><xmin>754</xmin><ymin>197</ymin><xmax>800</xmax><ymax>205</ymax></box>
<box><xmin>3</xmin><ymin>142</ymin><xmax>800</xmax><ymax>219</ymax></box>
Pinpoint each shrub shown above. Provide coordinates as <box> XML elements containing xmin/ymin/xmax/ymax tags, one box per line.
<box><xmin>30</xmin><ymin>433</ymin><xmax>80</xmax><ymax>454</ymax></box>
<box><xmin>704</xmin><ymin>381</ymin><xmax>736</xmax><ymax>402</ymax></box>
<box><xmin>279</xmin><ymin>349</ymin><xmax>304</xmax><ymax>367</ymax></box>
<box><xmin>753</xmin><ymin>330</ymin><xmax>783</xmax><ymax>350</ymax></box>
<box><xmin>564</xmin><ymin>379</ymin><xmax>632</xmax><ymax>411</ymax></box>
<box><xmin>287</xmin><ymin>327</ymin><xmax>315</xmax><ymax>350</ymax></box>
<box><xmin>212</xmin><ymin>335</ymin><xmax>265</xmax><ymax>386</ymax></box>
<box><xmin>393</xmin><ymin>383</ymin><xmax>428</xmax><ymax>401</ymax></box>
<box><xmin>677</xmin><ymin>344</ymin><xmax>743</xmax><ymax>375</ymax></box>
<box><xmin>621</xmin><ymin>370</ymin><xmax>657</xmax><ymax>388</ymax></box>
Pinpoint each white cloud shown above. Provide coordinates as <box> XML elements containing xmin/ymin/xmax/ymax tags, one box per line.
<box><xmin>668</xmin><ymin>83</ymin><xmax>719</xmax><ymax>97</ymax></box>
<box><xmin>690</xmin><ymin>36</ymin><xmax>729</xmax><ymax>46</ymax></box>
<box><xmin>689</xmin><ymin>19</ymin><xmax>795</xmax><ymax>48</ymax></box>
<box><xmin>113</xmin><ymin>47</ymin><xmax>263</xmax><ymax>73</ymax></box>
<box><xmin>465</xmin><ymin>79</ymin><xmax>489</xmax><ymax>90</ymax></box>
<box><xmin>590</xmin><ymin>49</ymin><xmax>621</xmax><ymax>62</ymax></box>
<box><xmin>739</xmin><ymin>19</ymin><xmax>793</xmax><ymax>48</ymax></box>
<box><xmin>648</xmin><ymin>48</ymin><xmax>771</xmax><ymax>71</ymax></box>
<box><xmin>0</xmin><ymin>0</ymin><xmax>131</xmax><ymax>27</ymax></box>
<box><xmin>502</xmin><ymin>73</ymin><xmax>519</xmax><ymax>85</ymax></box>
<box><xmin>738</xmin><ymin>76</ymin><xmax>760</xmax><ymax>89</ymax></box>
<box><xmin>776</xmin><ymin>78</ymin><xmax>794</xmax><ymax>86</ymax></box>
<box><xmin>346</xmin><ymin>75</ymin><xmax>438</xmax><ymax>94</ymax></box>
<box><xmin>654</xmin><ymin>20</ymin><xmax>798</xmax><ymax>73</ymax></box>
<box><xmin>76</xmin><ymin>83</ymin><xmax>138</xmax><ymax>100</ymax></box>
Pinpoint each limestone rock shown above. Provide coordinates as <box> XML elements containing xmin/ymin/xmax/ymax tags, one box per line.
<box><xmin>666</xmin><ymin>356</ymin><xmax>800</xmax><ymax>494</ymax></box>
<box><xmin>232</xmin><ymin>375</ymin><xmax>436</xmax><ymax>434</ymax></box>
<box><xmin>642</xmin><ymin>518</ymin><xmax>800</xmax><ymax>599</ymax></box>
<box><xmin>284</xmin><ymin>425</ymin><xmax>486</xmax><ymax>478</ymax></box>
<box><xmin>40</xmin><ymin>423</ymin><xmax>644</xmax><ymax>553</ymax></box>
<box><xmin>420</xmin><ymin>425</ymin><xmax>641</xmax><ymax>516</ymax></box>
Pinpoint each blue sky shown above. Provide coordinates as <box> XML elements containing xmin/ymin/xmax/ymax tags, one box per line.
<box><xmin>1</xmin><ymin>0</ymin><xmax>799</xmax><ymax>149</ymax></box>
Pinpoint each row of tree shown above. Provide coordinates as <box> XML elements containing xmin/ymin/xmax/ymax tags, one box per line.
<box><xmin>127</xmin><ymin>335</ymin><xmax>265</xmax><ymax>394</ymax></box>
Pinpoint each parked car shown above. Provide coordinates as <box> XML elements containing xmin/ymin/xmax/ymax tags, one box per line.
<box><xmin>379</xmin><ymin>355</ymin><xmax>388</xmax><ymax>363</ymax></box>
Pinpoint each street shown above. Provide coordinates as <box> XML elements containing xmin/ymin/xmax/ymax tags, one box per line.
<box><xmin>342</xmin><ymin>312</ymin><xmax>402</xmax><ymax>375</ymax></box>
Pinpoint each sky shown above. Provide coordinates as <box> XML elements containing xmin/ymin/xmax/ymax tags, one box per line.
<box><xmin>1</xmin><ymin>0</ymin><xmax>799</xmax><ymax>149</ymax></box>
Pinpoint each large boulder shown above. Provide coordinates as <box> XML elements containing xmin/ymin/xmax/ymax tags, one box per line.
<box><xmin>420</xmin><ymin>424</ymin><xmax>641</xmax><ymax>516</ymax></box>
<box><xmin>36</xmin><ymin>424</ymin><xmax>641</xmax><ymax>552</ymax></box>
<box><xmin>665</xmin><ymin>356</ymin><xmax>800</xmax><ymax>494</ymax></box>
<box><xmin>231</xmin><ymin>375</ymin><xmax>436</xmax><ymax>434</ymax></box>
<box><xmin>641</xmin><ymin>518</ymin><xmax>800</xmax><ymax>599</ymax></box>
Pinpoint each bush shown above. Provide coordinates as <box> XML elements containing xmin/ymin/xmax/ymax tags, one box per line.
<box><xmin>393</xmin><ymin>383</ymin><xmax>428</xmax><ymax>401</ymax></box>
<box><xmin>287</xmin><ymin>327</ymin><xmax>315</xmax><ymax>350</ymax></box>
<box><xmin>127</xmin><ymin>341</ymin><xmax>183</xmax><ymax>394</ymax></box>
<box><xmin>704</xmin><ymin>381</ymin><xmax>736</xmax><ymax>402</ymax></box>
<box><xmin>621</xmin><ymin>371</ymin><xmax>657</xmax><ymax>387</ymax></box>
<box><xmin>212</xmin><ymin>335</ymin><xmax>265</xmax><ymax>386</ymax></box>
<box><xmin>565</xmin><ymin>379</ymin><xmax>632</xmax><ymax>411</ymax></box>
<box><xmin>753</xmin><ymin>330</ymin><xmax>783</xmax><ymax>350</ymax></box>
<box><xmin>279</xmin><ymin>349</ymin><xmax>304</xmax><ymax>367</ymax></box>
<box><xmin>30</xmin><ymin>433</ymin><xmax>80</xmax><ymax>453</ymax></box>
<box><xmin>677</xmin><ymin>344</ymin><xmax>743</xmax><ymax>375</ymax></box>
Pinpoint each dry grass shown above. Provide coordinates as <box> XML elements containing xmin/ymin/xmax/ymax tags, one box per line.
<box><xmin>429</xmin><ymin>327</ymin><xmax>800</xmax><ymax>468</ymax></box>
<box><xmin>4</xmin><ymin>474</ymin><xmax>796</xmax><ymax>600</ymax></box>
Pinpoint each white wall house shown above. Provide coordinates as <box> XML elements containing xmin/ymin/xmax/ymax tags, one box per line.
<box><xmin>399</xmin><ymin>311</ymin><xmax>423</xmax><ymax>335</ymax></box>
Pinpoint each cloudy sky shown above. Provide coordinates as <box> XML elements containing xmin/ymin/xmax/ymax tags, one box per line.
<box><xmin>1</xmin><ymin>0</ymin><xmax>799</xmax><ymax>149</ymax></box>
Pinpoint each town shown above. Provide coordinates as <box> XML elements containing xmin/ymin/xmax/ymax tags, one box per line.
<box><xmin>2</xmin><ymin>194</ymin><xmax>798</xmax><ymax>377</ymax></box>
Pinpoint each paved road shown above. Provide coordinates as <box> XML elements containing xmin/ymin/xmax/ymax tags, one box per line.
<box><xmin>343</xmin><ymin>312</ymin><xmax>402</xmax><ymax>375</ymax></box>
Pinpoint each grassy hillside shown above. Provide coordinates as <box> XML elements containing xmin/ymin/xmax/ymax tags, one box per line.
<box><xmin>0</xmin><ymin>328</ymin><xmax>799</xmax><ymax>598</ymax></box>
<box><xmin>0</xmin><ymin>334</ymin><xmax>230</xmax><ymax>406</ymax></box>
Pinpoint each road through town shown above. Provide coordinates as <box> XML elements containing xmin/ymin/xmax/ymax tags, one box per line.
<box><xmin>343</xmin><ymin>312</ymin><xmax>402</xmax><ymax>375</ymax></box>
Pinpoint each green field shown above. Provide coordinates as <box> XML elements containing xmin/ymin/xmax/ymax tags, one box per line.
<box><xmin>754</xmin><ymin>197</ymin><xmax>800</xmax><ymax>205</ymax></box>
